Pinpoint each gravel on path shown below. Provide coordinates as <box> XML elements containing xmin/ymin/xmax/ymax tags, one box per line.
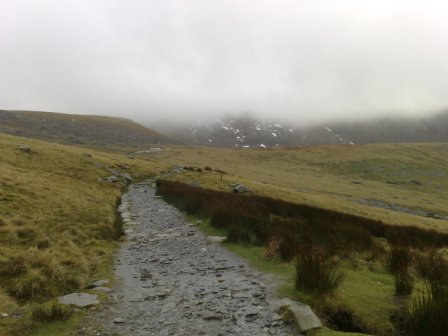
<box><xmin>86</xmin><ymin>182</ymin><xmax>294</xmax><ymax>336</ymax></box>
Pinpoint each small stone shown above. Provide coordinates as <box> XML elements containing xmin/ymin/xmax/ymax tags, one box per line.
<box><xmin>113</xmin><ymin>318</ymin><xmax>125</xmax><ymax>323</ymax></box>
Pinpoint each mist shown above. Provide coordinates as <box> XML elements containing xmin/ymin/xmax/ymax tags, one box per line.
<box><xmin>1</xmin><ymin>0</ymin><xmax>448</xmax><ymax>125</ymax></box>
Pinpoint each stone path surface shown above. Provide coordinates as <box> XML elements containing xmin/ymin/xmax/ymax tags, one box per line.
<box><xmin>88</xmin><ymin>183</ymin><xmax>294</xmax><ymax>335</ymax></box>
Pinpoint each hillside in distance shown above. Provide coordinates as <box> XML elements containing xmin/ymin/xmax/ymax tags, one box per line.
<box><xmin>158</xmin><ymin>111</ymin><xmax>448</xmax><ymax>148</ymax></box>
<box><xmin>0</xmin><ymin>110</ymin><xmax>170</xmax><ymax>150</ymax></box>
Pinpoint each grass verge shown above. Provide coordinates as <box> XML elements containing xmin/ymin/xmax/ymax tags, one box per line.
<box><xmin>0</xmin><ymin>133</ymin><xmax>157</xmax><ymax>335</ymax></box>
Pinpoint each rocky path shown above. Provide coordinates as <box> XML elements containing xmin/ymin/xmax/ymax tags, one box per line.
<box><xmin>89</xmin><ymin>183</ymin><xmax>295</xmax><ymax>335</ymax></box>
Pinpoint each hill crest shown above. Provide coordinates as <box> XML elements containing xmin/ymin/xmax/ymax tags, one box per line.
<box><xmin>0</xmin><ymin>109</ymin><xmax>171</xmax><ymax>150</ymax></box>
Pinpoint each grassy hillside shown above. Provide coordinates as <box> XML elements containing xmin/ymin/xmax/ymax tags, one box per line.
<box><xmin>154</xmin><ymin>143</ymin><xmax>448</xmax><ymax>232</ymax></box>
<box><xmin>0</xmin><ymin>133</ymin><xmax>158</xmax><ymax>335</ymax></box>
<box><xmin>0</xmin><ymin>110</ymin><xmax>171</xmax><ymax>150</ymax></box>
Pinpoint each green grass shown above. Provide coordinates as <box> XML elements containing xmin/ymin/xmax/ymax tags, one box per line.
<box><xmin>156</xmin><ymin>143</ymin><xmax>448</xmax><ymax>232</ymax></box>
<box><xmin>0</xmin><ymin>132</ymin><xmax>158</xmax><ymax>335</ymax></box>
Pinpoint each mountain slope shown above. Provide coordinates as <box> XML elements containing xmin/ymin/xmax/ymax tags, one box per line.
<box><xmin>0</xmin><ymin>110</ymin><xmax>170</xmax><ymax>150</ymax></box>
<box><xmin>160</xmin><ymin>111</ymin><xmax>448</xmax><ymax>147</ymax></box>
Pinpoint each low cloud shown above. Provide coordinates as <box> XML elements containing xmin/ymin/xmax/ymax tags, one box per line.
<box><xmin>1</xmin><ymin>0</ymin><xmax>447</xmax><ymax>124</ymax></box>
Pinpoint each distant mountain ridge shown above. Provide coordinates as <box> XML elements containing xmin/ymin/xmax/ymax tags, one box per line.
<box><xmin>161</xmin><ymin>111</ymin><xmax>448</xmax><ymax>147</ymax></box>
<box><xmin>0</xmin><ymin>110</ymin><xmax>170</xmax><ymax>149</ymax></box>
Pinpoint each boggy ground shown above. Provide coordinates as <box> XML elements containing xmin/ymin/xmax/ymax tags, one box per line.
<box><xmin>86</xmin><ymin>183</ymin><xmax>294</xmax><ymax>336</ymax></box>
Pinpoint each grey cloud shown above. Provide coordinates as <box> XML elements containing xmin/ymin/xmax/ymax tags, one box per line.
<box><xmin>1</xmin><ymin>0</ymin><xmax>448</xmax><ymax>124</ymax></box>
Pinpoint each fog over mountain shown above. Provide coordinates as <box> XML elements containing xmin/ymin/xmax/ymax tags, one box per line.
<box><xmin>1</xmin><ymin>1</ymin><xmax>448</xmax><ymax>124</ymax></box>
<box><xmin>158</xmin><ymin>110</ymin><xmax>448</xmax><ymax>147</ymax></box>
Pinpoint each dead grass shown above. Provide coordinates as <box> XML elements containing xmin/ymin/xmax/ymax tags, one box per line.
<box><xmin>0</xmin><ymin>132</ymin><xmax>157</xmax><ymax>334</ymax></box>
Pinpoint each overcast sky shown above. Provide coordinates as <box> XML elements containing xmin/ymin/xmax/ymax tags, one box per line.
<box><xmin>1</xmin><ymin>0</ymin><xmax>448</xmax><ymax>124</ymax></box>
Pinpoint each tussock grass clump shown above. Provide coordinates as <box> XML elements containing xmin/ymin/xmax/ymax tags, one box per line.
<box><xmin>416</xmin><ymin>251</ymin><xmax>448</xmax><ymax>297</ymax></box>
<box><xmin>387</xmin><ymin>245</ymin><xmax>415</xmax><ymax>296</ymax></box>
<box><xmin>31</xmin><ymin>301</ymin><xmax>72</xmax><ymax>322</ymax></box>
<box><xmin>406</xmin><ymin>289</ymin><xmax>448</xmax><ymax>336</ymax></box>
<box><xmin>0</xmin><ymin>247</ymin><xmax>89</xmax><ymax>300</ymax></box>
<box><xmin>404</xmin><ymin>252</ymin><xmax>448</xmax><ymax>335</ymax></box>
<box><xmin>394</xmin><ymin>272</ymin><xmax>415</xmax><ymax>296</ymax></box>
<box><xmin>388</xmin><ymin>245</ymin><xmax>413</xmax><ymax>275</ymax></box>
<box><xmin>294</xmin><ymin>247</ymin><xmax>343</xmax><ymax>295</ymax></box>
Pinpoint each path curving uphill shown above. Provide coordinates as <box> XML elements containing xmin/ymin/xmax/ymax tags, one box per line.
<box><xmin>89</xmin><ymin>183</ymin><xmax>294</xmax><ymax>335</ymax></box>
